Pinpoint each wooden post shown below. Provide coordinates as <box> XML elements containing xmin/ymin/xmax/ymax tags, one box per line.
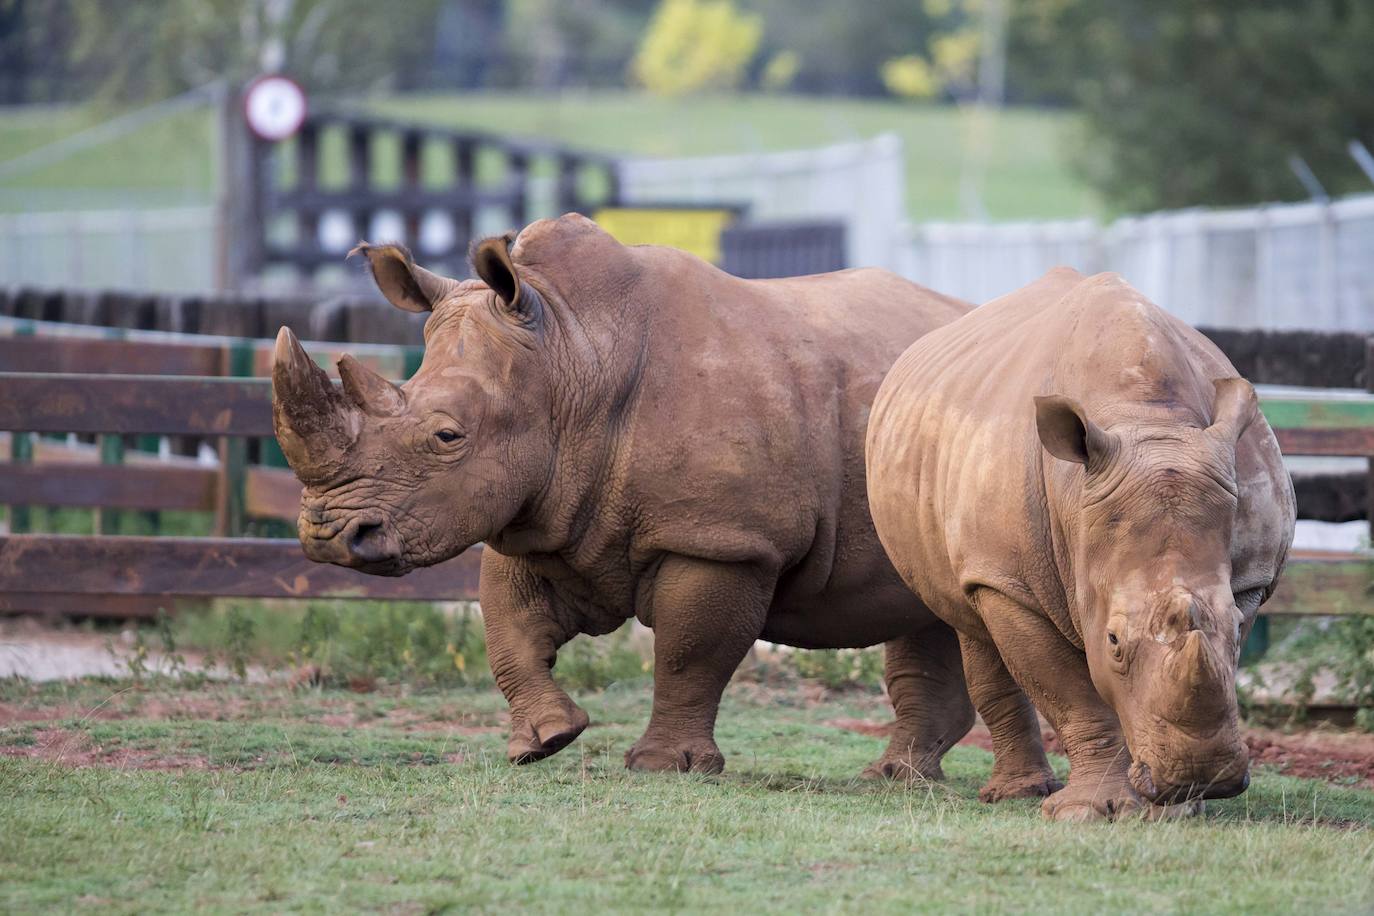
<box><xmin>1367</xmin><ymin>336</ymin><xmax>1374</xmax><ymax>540</ymax></box>
<box><xmin>454</xmin><ymin>138</ymin><xmax>476</xmax><ymax>261</ymax></box>
<box><xmin>556</xmin><ymin>153</ymin><xmax>579</xmax><ymax>215</ymax></box>
<box><xmin>402</xmin><ymin>131</ymin><xmax>423</xmax><ymax>246</ymax></box>
<box><xmin>349</xmin><ymin>125</ymin><xmax>372</xmax><ymax>257</ymax></box>
<box><xmin>214</xmin><ymin>341</ymin><xmax>254</xmax><ymax>537</ymax></box>
<box><xmin>296</xmin><ymin>121</ymin><xmax>320</xmax><ymax>282</ymax></box>
<box><xmin>214</xmin><ymin>84</ymin><xmax>265</xmax><ymax>292</ymax></box>
<box><xmin>7</xmin><ymin>321</ymin><xmax>33</xmax><ymax>533</ymax></box>
<box><xmin>508</xmin><ymin>150</ymin><xmax>529</xmax><ymax>228</ymax></box>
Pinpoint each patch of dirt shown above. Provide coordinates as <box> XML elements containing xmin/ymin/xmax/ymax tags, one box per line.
<box><xmin>826</xmin><ymin>718</ymin><xmax>1373</xmax><ymax>790</ymax></box>
<box><xmin>0</xmin><ymin>727</ymin><xmax>212</xmax><ymax>770</ymax></box>
<box><xmin>1246</xmin><ymin>728</ymin><xmax>1374</xmax><ymax>789</ymax></box>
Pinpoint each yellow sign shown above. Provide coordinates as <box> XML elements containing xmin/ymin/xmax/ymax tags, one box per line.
<box><xmin>593</xmin><ymin>207</ymin><xmax>738</xmax><ymax>263</ymax></box>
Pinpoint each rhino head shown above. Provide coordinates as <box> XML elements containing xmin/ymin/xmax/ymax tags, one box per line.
<box><xmin>272</xmin><ymin>236</ymin><xmax>558</xmax><ymax>575</ymax></box>
<box><xmin>1034</xmin><ymin>378</ymin><xmax>1278</xmax><ymax>805</ymax></box>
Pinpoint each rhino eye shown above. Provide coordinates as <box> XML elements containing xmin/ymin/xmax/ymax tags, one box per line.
<box><xmin>1108</xmin><ymin>631</ymin><xmax>1119</xmax><ymax>646</ymax></box>
<box><xmin>435</xmin><ymin>429</ymin><xmax>463</xmax><ymax>444</ymax></box>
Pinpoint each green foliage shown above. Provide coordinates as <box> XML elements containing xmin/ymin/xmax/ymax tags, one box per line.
<box><xmin>786</xmin><ymin>647</ymin><xmax>884</xmax><ymax>689</ymax></box>
<box><xmin>880</xmin><ymin>0</ymin><xmax>981</xmax><ymax>101</ymax></box>
<box><xmin>7</xmin><ymin>0</ymin><xmax>446</xmax><ymax>102</ymax></box>
<box><xmin>289</xmin><ymin>601</ymin><xmax>489</xmax><ymax>689</ymax></box>
<box><xmin>632</xmin><ymin>0</ymin><xmax>763</xmax><ymax>96</ymax></box>
<box><xmin>1268</xmin><ymin>616</ymin><xmax>1374</xmax><ymax>730</ymax></box>
<box><xmin>1008</xmin><ymin>0</ymin><xmax>1374</xmax><ymax>209</ymax></box>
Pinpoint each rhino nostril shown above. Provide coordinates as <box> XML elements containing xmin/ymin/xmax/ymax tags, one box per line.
<box><xmin>348</xmin><ymin>521</ymin><xmax>395</xmax><ymax>564</ymax></box>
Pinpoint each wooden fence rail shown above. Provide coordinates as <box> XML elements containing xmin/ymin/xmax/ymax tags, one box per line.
<box><xmin>0</xmin><ymin>354</ymin><xmax>1371</xmax><ymax>623</ymax></box>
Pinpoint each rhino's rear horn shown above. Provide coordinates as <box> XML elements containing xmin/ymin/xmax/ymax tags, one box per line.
<box><xmin>338</xmin><ymin>354</ymin><xmax>406</xmax><ymax>417</ymax></box>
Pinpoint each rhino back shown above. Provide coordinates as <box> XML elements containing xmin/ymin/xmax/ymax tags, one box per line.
<box><xmin>616</xmin><ymin>247</ymin><xmax>970</xmax><ymax>624</ymax></box>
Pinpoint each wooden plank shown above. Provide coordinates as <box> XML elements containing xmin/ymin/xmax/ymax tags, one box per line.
<box><xmin>0</xmin><ymin>462</ymin><xmax>217</xmax><ymax>511</ymax></box>
<box><xmin>1261</xmin><ymin>390</ymin><xmax>1374</xmax><ymax>457</ymax></box>
<box><xmin>0</xmin><ymin>373</ymin><xmax>274</xmax><ymax>436</ymax></box>
<box><xmin>0</xmin><ymin>535</ymin><xmax>483</xmax><ymax>601</ymax></box>
<box><xmin>0</xmin><ymin>336</ymin><xmax>222</xmax><ymax>376</ymax></box>
<box><xmin>245</xmin><ymin>466</ymin><xmax>302</xmax><ymax>522</ymax></box>
<box><xmin>1264</xmin><ymin>552</ymin><xmax>1373</xmax><ymax>616</ymax></box>
<box><xmin>0</xmin><ymin>593</ymin><xmax>191</xmax><ymax>619</ymax></box>
<box><xmin>1272</xmin><ymin>428</ymin><xmax>1374</xmax><ymax>456</ymax></box>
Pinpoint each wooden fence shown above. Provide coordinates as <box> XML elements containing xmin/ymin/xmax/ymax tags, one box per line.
<box><xmin>0</xmin><ymin>329</ymin><xmax>480</xmax><ymax>617</ymax></box>
<box><xmin>223</xmin><ymin>104</ymin><xmax>621</xmax><ymax>286</ymax></box>
<box><xmin>0</xmin><ymin>328</ymin><xmax>1370</xmax><ymax>632</ymax></box>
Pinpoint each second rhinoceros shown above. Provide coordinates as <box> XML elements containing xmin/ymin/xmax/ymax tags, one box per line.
<box><xmin>866</xmin><ymin>268</ymin><xmax>1295</xmax><ymax>820</ymax></box>
<box><xmin>272</xmin><ymin>213</ymin><xmax>991</xmax><ymax>778</ymax></box>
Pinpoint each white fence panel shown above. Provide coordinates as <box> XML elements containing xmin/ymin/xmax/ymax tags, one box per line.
<box><xmin>903</xmin><ymin>194</ymin><xmax>1374</xmax><ymax>331</ymax></box>
<box><xmin>619</xmin><ymin>134</ymin><xmax>908</xmax><ymax>272</ymax></box>
<box><xmin>0</xmin><ymin>207</ymin><xmax>216</xmax><ymax>293</ymax></box>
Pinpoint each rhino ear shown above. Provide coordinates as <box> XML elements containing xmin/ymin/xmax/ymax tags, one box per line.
<box><xmin>349</xmin><ymin>242</ymin><xmax>456</xmax><ymax>313</ymax></box>
<box><xmin>1034</xmin><ymin>395</ymin><xmax>1117</xmax><ymax>468</ymax></box>
<box><xmin>1207</xmin><ymin>378</ymin><xmax>1259</xmax><ymax>445</ymax></box>
<box><xmin>472</xmin><ymin>233</ymin><xmax>540</xmax><ymax>323</ymax></box>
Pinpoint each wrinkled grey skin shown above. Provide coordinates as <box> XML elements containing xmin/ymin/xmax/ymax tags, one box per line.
<box><xmin>866</xmin><ymin>268</ymin><xmax>1296</xmax><ymax>821</ymax></box>
<box><xmin>273</xmin><ymin>213</ymin><xmax>996</xmax><ymax>779</ymax></box>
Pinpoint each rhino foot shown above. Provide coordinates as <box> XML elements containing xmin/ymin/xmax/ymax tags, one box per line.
<box><xmin>861</xmin><ymin>755</ymin><xmax>944</xmax><ymax>782</ymax></box>
<box><xmin>506</xmin><ymin>704</ymin><xmax>590</xmax><ymax>765</ymax></box>
<box><xmin>625</xmin><ymin>736</ymin><xmax>724</xmax><ymax>774</ymax></box>
<box><xmin>978</xmin><ymin>770</ymin><xmax>1063</xmax><ymax>803</ymax></box>
<box><xmin>1041</xmin><ymin>778</ymin><xmax>1147</xmax><ymax>822</ymax></box>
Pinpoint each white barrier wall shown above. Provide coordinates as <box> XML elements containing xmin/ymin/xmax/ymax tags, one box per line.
<box><xmin>901</xmin><ymin>194</ymin><xmax>1374</xmax><ymax>331</ymax></box>
<box><xmin>618</xmin><ymin>133</ymin><xmax>909</xmax><ymax>273</ymax></box>
<box><xmin>0</xmin><ymin>207</ymin><xmax>216</xmax><ymax>293</ymax></box>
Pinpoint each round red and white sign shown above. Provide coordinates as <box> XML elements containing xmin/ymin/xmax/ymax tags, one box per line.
<box><xmin>243</xmin><ymin>75</ymin><xmax>307</xmax><ymax>142</ymax></box>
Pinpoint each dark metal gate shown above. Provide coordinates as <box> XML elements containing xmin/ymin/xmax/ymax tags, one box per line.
<box><xmin>219</xmin><ymin>97</ymin><xmax>621</xmax><ymax>290</ymax></box>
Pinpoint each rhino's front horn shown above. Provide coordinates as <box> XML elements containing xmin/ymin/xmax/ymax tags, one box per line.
<box><xmin>338</xmin><ymin>354</ymin><xmax>405</xmax><ymax>417</ymax></box>
<box><xmin>1170</xmin><ymin>631</ymin><xmax>1225</xmax><ymax>694</ymax></box>
<box><xmin>272</xmin><ymin>327</ymin><xmax>361</xmax><ymax>484</ymax></box>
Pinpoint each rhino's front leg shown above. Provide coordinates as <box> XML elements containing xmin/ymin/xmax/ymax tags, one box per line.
<box><xmin>625</xmin><ymin>555</ymin><xmax>772</xmax><ymax>774</ymax></box>
<box><xmin>480</xmin><ymin>551</ymin><xmax>589</xmax><ymax>764</ymax></box>
<box><xmin>972</xmin><ymin>588</ymin><xmax>1146</xmax><ymax>822</ymax></box>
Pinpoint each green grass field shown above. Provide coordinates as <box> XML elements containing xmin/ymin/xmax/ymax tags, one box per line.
<box><xmin>2</xmin><ymin>677</ymin><xmax>1371</xmax><ymax>913</ymax></box>
<box><xmin>0</xmin><ymin>91</ymin><xmax>1096</xmax><ymax>220</ymax></box>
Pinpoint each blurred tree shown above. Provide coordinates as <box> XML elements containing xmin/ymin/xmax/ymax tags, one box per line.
<box><xmin>759</xmin><ymin>49</ymin><xmax>799</xmax><ymax>92</ymax></box>
<box><xmin>503</xmin><ymin>0</ymin><xmax>658</xmax><ymax>90</ymax></box>
<box><xmin>631</xmin><ymin>0</ymin><xmax>762</xmax><ymax>96</ymax></box>
<box><xmin>1008</xmin><ymin>0</ymin><xmax>1374</xmax><ymax>209</ymax></box>
<box><xmin>16</xmin><ymin>0</ymin><xmax>448</xmax><ymax>101</ymax></box>
<box><xmin>742</xmin><ymin>0</ymin><xmax>940</xmax><ymax>96</ymax></box>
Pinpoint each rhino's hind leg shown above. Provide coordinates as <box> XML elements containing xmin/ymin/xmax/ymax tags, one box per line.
<box><xmin>957</xmin><ymin>632</ymin><xmax>1062</xmax><ymax>802</ymax></box>
<box><xmin>625</xmin><ymin>556</ymin><xmax>771</xmax><ymax>775</ymax></box>
<box><xmin>862</xmin><ymin>625</ymin><xmax>974</xmax><ymax>781</ymax></box>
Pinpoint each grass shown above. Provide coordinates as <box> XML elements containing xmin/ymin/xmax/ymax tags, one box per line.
<box><xmin>1</xmin><ymin>677</ymin><xmax>1372</xmax><ymax>913</ymax></box>
<box><xmin>0</xmin><ymin>91</ymin><xmax>1097</xmax><ymax>220</ymax></box>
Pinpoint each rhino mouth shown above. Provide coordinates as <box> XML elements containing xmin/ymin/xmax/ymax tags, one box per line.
<box><xmin>300</xmin><ymin>515</ymin><xmax>412</xmax><ymax>577</ymax></box>
<box><xmin>1128</xmin><ymin>757</ymin><xmax>1250</xmax><ymax>803</ymax></box>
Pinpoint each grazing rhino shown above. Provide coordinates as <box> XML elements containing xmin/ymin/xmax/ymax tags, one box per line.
<box><xmin>865</xmin><ymin>268</ymin><xmax>1295</xmax><ymax>821</ymax></box>
<box><xmin>272</xmin><ymin>213</ymin><xmax>983</xmax><ymax>777</ymax></box>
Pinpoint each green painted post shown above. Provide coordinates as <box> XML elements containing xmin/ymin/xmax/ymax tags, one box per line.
<box><xmin>1240</xmin><ymin>616</ymin><xmax>1270</xmax><ymax>666</ymax></box>
<box><xmin>94</xmin><ymin>433</ymin><xmax>127</xmax><ymax>534</ymax></box>
<box><xmin>8</xmin><ymin>429</ymin><xmax>32</xmax><ymax>534</ymax></box>
<box><xmin>403</xmin><ymin>347</ymin><xmax>424</xmax><ymax>380</ymax></box>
